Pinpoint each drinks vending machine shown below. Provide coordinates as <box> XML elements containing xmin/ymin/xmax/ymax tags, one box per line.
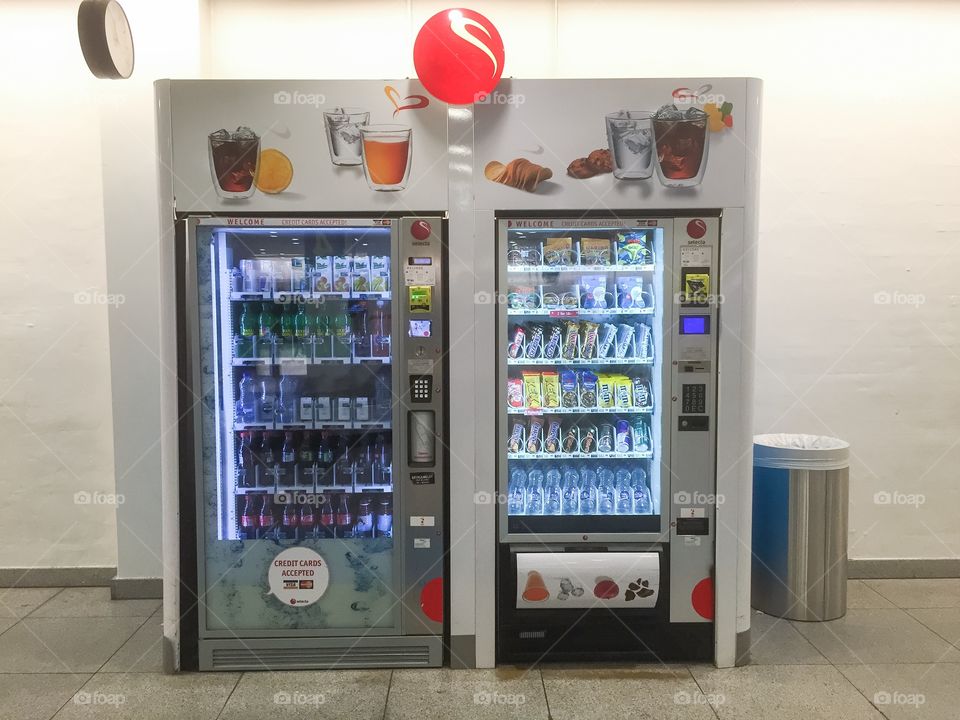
<box><xmin>156</xmin><ymin>81</ymin><xmax>450</xmax><ymax>670</ymax></box>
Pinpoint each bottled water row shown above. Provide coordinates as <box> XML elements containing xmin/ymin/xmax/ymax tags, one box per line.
<box><xmin>508</xmin><ymin>465</ymin><xmax>652</xmax><ymax>516</ymax></box>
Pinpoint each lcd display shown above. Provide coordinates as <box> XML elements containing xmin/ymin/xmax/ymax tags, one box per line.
<box><xmin>680</xmin><ymin>315</ymin><xmax>709</xmax><ymax>335</ymax></box>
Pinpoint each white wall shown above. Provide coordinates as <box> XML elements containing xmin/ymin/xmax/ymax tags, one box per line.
<box><xmin>206</xmin><ymin>0</ymin><xmax>960</xmax><ymax>560</ymax></box>
<box><xmin>0</xmin><ymin>2</ymin><xmax>116</xmax><ymax>568</ymax></box>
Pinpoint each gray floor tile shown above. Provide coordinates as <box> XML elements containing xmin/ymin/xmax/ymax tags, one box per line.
<box><xmin>52</xmin><ymin>672</ymin><xmax>239</xmax><ymax>720</ymax></box>
<box><xmin>543</xmin><ymin>665</ymin><xmax>715</xmax><ymax>720</ymax></box>
<box><xmin>690</xmin><ymin>664</ymin><xmax>884</xmax><ymax>720</ymax></box>
<box><xmin>0</xmin><ymin>588</ymin><xmax>62</xmax><ymax>618</ymax></box>
<box><xmin>220</xmin><ymin>669</ymin><xmax>390</xmax><ymax>719</ymax></box>
<box><xmin>863</xmin><ymin>580</ymin><xmax>960</xmax><ymax>609</ymax></box>
<box><xmin>847</xmin><ymin>580</ymin><xmax>896</xmax><ymax>609</ymax></box>
<box><xmin>791</xmin><ymin>608</ymin><xmax>960</xmax><ymax>664</ymax></box>
<box><xmin>837</xmin><ymin>663</ymin><xmax>960</xmax><ymax>720</ymax></box>
<box><xmin>907</xmin><ymin>608</ymin><xmax>960</xmax><ymax>647</ymax></box>
<box><xmin>387</xmin><ymin>668</ymin><xmax>548</xmax><ymax>720</ymax></box>
<box><xmin>100</xmin><ymin>613</ymin><xmax>162</xmax><ymax>673</ymax></box>
<box><xmin>0</xmin><ymin>618</ymin><xmax>17</xmax><ymax>636</ymax></box>
<box><xmin>740</xmin><ymin>611</ymin><xmax>828</xmax><ymax>665</ymax></box>
<box><xmin>0</xmin><ymin>673</ymin><xmax>91</xmax><ymax>720</ymax></box>
<box><xmin>29</xmin><ymin>588</ymin><xmax>160</xmax><ymax>619</ymax></box>
<box><xmin>0</xmin><ymin>617</ymin><xmax>148</xmax><ymax>673</ymax></box>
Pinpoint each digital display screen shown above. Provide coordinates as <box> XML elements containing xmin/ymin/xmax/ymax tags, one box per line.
<box><xmin>680</xmin><ymin>315</ymin><xmax>710</xmax><ymax>335</ymax></box>
<box><xmin>409</xmin><ymin>320</ymin><xmax>432</xmax><ymax>337</ymax></box>
<box><xmin>409</xmin><ymin>257</ymin><xmax>432</xmax><ymax>266</ymax></box>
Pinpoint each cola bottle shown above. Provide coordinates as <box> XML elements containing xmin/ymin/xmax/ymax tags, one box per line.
<box><xmin>316</xmin><ymin>432</ymin><xmax>333</xmax><ymax>486</ymax></box>
<box><xmin>258</xmin><ymin>432</ymin><xmax>277</xmax><ymax>488</ymax></box>
<box><xmin>298</xmin><ymin>431</ymin><xmax>316</xmax><ymax>487</ymax></box>
<box><xmin>258</xmin><ymin>497</ymin><xmax>276</xmax><ymax>538</ymax></box>
<box><xmin>280</xmin><ymin>431</ymin><xmax>296</xmax><ymax>486</ymax></box>
<box><xmin>239</xmin><ymin>495</ymin><xmax>259</xmax><ymax>539</ymax></box>
<box><xmin>335</xmin><ymin>437</ymin><xmax>353</xmax><ymax>487</ymax></box>
<box><xmin>299</xmin><ymin>501</ymin><xmax>317</xmax><ymax>539</ymax></box>
<box><xmin>318</xmin><ymin>494</ymin><xmax>336</xmax><ymax>538</ymax></box>
<box><xmin>281</xmin><ymin>502</ymin><xmax>299</xmax><ymax>538</ymax></box>
<box><xmin>336</xmin><ymin>494</ymin><xmax>354</xmax><ymax>538</ymax></box>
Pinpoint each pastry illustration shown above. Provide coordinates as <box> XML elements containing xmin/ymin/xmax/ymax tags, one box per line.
<box><xmin>485</xmin><ymin>158</ymin><xmax>553</xmax><ymax>193</ymax></box>
<box><xmin>567</xmin><ymin>148</ymin><xmax>613</xmax><ymax>179</ymax></box>
<box><xmin>625</xmin><ymin>578</ymin><xmax>655</xmax><ymax>601</ymax></box>
<box><xmin>594</xmin><ymin>576</ymin><xmax>619</xmax><ymax>600</ymax></box>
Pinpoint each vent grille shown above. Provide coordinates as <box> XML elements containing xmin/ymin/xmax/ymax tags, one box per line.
<box><xmin>210</xmin><ymin>644</ymin><xmax>433</xmax><ymax>671</ymax></box>
<box><xmin>518</xmin><ymin>630</ymin><xmax>547</xmax><ymax>639</ymax></box>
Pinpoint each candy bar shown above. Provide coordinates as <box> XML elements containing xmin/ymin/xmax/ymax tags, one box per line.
<box><xmin>561</xmin><ymin>321</ymin><xmax>579</xmax><ymax>360</ymax></box>
<box><xmin>508</xmin><ymin>326</ymin><xmax>526</xmax><ymax>359</ymax></box>
<box><xmin>542</xmin><ymin>372</ymin><xmax>560</xmax><ymax>408</ymax></box>
<box><xmin>632</xmin><ymin>377</ymin><xmax>652</xmax><ymax>408</ymax></box>
<box><xmin>580</xmin><ymin>321</ymin><xmax>599</xmax><ymax>359</ymax></box>
<box><xmin>508</xmin><ymin>421</ymin><xmax>525</xmax><ymax>453</ymax></box>
<box><xmin>526</xmin><ymin>416</ymin><xmax>545</xmax><ymax>453</ymax></box>
<box><xmin>522</xmin><ymin>372</ymin><xmax>542</xmax><ymax>409</ymax></box>
<box><xmin>615</xmin><ymin>323</ymin><xmax>635</xmax><ymax>358</ymax></box>
<box><xmin>597</xmin><ymin>323</ymin><xmax>618</xmax><ymax>358</ymax></box>
<box><xmin>507</xmin><ymin>377</ymin><xmax>524</xmax><ymax>409</ymax></box>
<box><xmin>525</xmin><ymin>325</ymin><xmax>544</xmax><ymax>358</ymax></box>
<box><xmin>543</xmin><ymin>323</ymin><xmax>562</xmax><ymax>359</ymax></box>
<box><xmin>544</xmin><ymin>419</ymin><xmax>562</xmax><ymax>453</ymax></box>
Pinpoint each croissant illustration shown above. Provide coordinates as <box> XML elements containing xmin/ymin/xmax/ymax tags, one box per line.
<box><xmin>484</xmin><ymin>158</ymin><xmax>553</xmax><ymax>193</ymax></box>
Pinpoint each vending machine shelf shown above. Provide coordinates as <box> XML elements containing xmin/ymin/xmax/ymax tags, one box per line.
<box><xmin>507</xmin><ymin>451</ymin><xmax>653</xmax><ymax>460</ymax></box>
<box><xmin>506</xmin><ymin>264</ymin><xmax>655</xmax><ymax>274</ymax></box>
<box><xmin>507</xmin><ymin>357</ymin><xmax>653</xmax><ymax>367</ymax></box>
<box><xmin>507</xmin><ymin>308</ymin><xmax>653</xmax><ymax>317</ymax></box>
<box><xmin>507</xmin><ymin>406</ymin><xmax>653</xmax><ymax>415</ymax></box>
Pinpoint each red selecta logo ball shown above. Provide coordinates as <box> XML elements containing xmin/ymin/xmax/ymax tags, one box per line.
<box><xmin>686</xmin><ymin>219</ymin><xmax>707</xmax><ymax>239</ymax></box>
<box><xmin>411</xmin><ymin>220</ymin><xmax>432</xmax><ymax>240</ymax></box>
<box><xmin>413</xmin><ymin>8</ymin><xmax>505</xmax><ymax>105</ymax></box>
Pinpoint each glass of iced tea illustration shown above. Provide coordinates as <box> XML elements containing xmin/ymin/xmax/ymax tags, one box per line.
<box><xmin>652</xmin><ymin>106</ymin><xmax>710</xmax><ymax>188</ymax></box>
<box><xmin>360</xmin><ymin>124</ymin><xmax>412</xmax><ymax>192</ymax></box>
<box><xmin>323</xmin><ymin>107</ymin><xmax>369</xmax><ymax>166</ymax></box>
<box><xmin>208</xmin><ymin>127</ymin><xmax>260</xmax><ymax>199</ymax></box>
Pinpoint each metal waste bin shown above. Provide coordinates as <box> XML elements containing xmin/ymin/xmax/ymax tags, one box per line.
<box><xmin>752</xmin><ymin>434</ymin><xmax>850</xmax><ymax>621</ymax></box>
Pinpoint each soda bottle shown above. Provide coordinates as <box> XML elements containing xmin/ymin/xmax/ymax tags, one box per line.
<box><xmin>258</xmin><ymin>375</ymin><xmax>277</xmax><ymax>424</ymax></box>
<box><xmin>354</xmin><ymin>437</ymin><xmax>373</xmax><ymax>486</ymax></box>
<box><xmin>282</xmin><ymin>503</ymin><xmax>299</xmax><ymax>535</ymax></box>
<box><xmin>616</xmin><ymin>469</ymin><xmax>634</xmax><ymax>514</ymax></box>
<box><xmin>294</xmin><ymin>304</ymin><xmax>308</xmax><ymax>337</ymax></box>
<box><xmin>335</xmin><ymin>438</ymin><xmax>353</xmax><ymax>486</ymax></box>
<box><xmin>259</xmin><ymin>433</ymin><xmax>277</xmax><ymax>488</ymax></box>
<box><xmin>299</xmin><ymin>501</ymin><xmax>317</xmax><ymax>538</ymax></box>
<box><xmin>277</xmin><ymin>375</ymin><xmax>298</xmax><ymax>424</ymax></box>
<box><xmin>238</xmin><ymin>372</ymin><xmax>257</xmax><ymax>423</ymax></box>
<box><xmin>579</xmin><ymin>467</ymin><xmax>598</xmax><ymax>515</ymax></box>
<box><xmin>336</xmin><ymin>494</ymin><xmax>354</xmax><ymax>538</ymax></box>
<box><xmin>280</xmin><ymin>303</ymin><xmax>295</xmax><ymax>338</ymax></box>
<box><xmin>543</xmin><ymin>467</ymin><xmax>562</xmax><ymax>514</ymax></box>
<box><xmin>230</xmin><ymin>266</ymin><xmax>244</xmax><ymax>293</ymax></box>
<box><xmin>258</xmin><ymin>302</ymin><xmax>277</xmax><ymax>338</ymax></box>
<box><xmin>314</xmin><ymin>309</ymin><xmax>332</xmax><ymax>358</ymax></box>
<box><xmin>280</xmin><ymin>431</ymin><xmax>296</xmax><ymax>486</ymax></box>
<box><xmin>353</xmin><ymin>304</ymin><xmax>370</xmax><ymax>357</ymax></box>
<box><xmin>508</xmin><ymin>469</ymin><xmax>527</xmax><ymax>515</ymax></box>
<box><xmin>258</xmin><ymin>497</ymin><xmax>276</xmax><ymax>536</ymax></box>
<box><xmin>525</xmin><ymin>469</ymin><xmax>544</xmax><ymax>515</ymax></box>
<box><xmin>371</xmin><ymin>301</ymin><xmax>390</xmax><ymax>358</ymax></box>
<box><xmin>332</xmin><ymin>305</ymin><xmax>351</xmax><ymax>358</ymax></box>
<box><xmin>561</xmin><ymin>467</ymin><xmax>580</xmax><ymax>515</ymax></box>
<box><xmin>375</xmin><ymin>499</ymin><xmax>393</xmax><ymax>537</ymax></box>
<box><xmin>632</xmin><ymin>469</ymin><xmax>652</xmax><ymax>514</ymax></box>
<box><xmin>239</xmin><ymin>302</ymin><xmax>257</xmax><ymax>337</ymax></box>
<box><xmin>316</xmin><ymin>432</ymin><xmax>333</xmax><ymax>485</ymax></box>
<box><xmin>355</xmin><ymin>498</ymin><xmax>374</xmax><ymax>538</ymax></box>
<box><xmin>240</xmin><ymin>495</ymin><xmax>259</xmax><ymax>537</ymax></box>
<box><xmin>318</xmin><ymin>494</ymin><xmax>336</xmax><ymax>538</ymax></box>
<box><xmin>237</xmin><ymin>431</ymin><xmax>253</xmax><ymax>487</ymax></box>
<box><xmin>298</xmin><ymin>431</ymin><xmax>316</xmax><ymax>486</ymax></box>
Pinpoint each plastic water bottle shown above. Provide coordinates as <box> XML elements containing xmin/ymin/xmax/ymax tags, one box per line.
<box><xmin>616</xmin><ymin>469</ymin><xmax>634</xmax><ymax>514</ymax></box>
<box><xmin>561</xmin><ymin>468</ymin><xmax>580</xmax><ymax>515</ymax></box>
<box><xmin>578</xmin><ymin>468</ymin><xmax>598</xmax><ymax>515</ymax></box>
<box><xmin>508</xmin><ymin>469</ymin><xmax>527</xmax><ymax>515</ymax></box>
<box><xmin>632</xmin><ymin>468</ymin><xmax>652</xmax><ymax>514</ymax></box>
<box><xmin>258</xmin><ymin>375</ymin><xmax>277</xmax><ymax>424</ymax></box>
<box><xmin>525</xmin><ymin>469</ymin><xmax>544</xmax><ymax>515</ymax></box>
<box><xmin>543</xmin><ymin>467</ymin><xmax>562</xmax><ymax>515</ymax></box>
<box><xmin>598</xmin><ymin>467</ymin><xmax>616</xmax><ymax>515</ymax></box>
<box><xmin>277</xmin><ymin>375</ymin><xmax>299</xmax><ymax>424</ymax></box>
<box><xmin>238</xmin><ymin>372</ymin><xmax>257</xmax><ymax>423</ymax></box>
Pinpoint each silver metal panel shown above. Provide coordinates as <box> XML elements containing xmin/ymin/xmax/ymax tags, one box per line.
<box><xmin>668</xmin><ymin>216</ymin><xmax>721</xmax><ymax>623</ymax></box>
<box><xmin>199</xmin><ymin>635</ymin><xmax>442</xmax><ymax>671</ymax></box>
<box><xmin>397</xmin><ymin>216</ymin><xmax>446</xmax><ymax>637</ymax></box>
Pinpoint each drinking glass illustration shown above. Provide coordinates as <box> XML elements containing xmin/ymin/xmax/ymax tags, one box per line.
<box><xmin>360</xmin><ymin>124</ymin><xmax>412</xmax><ymax>192</ymax></box>
<box><xmin>323</xmin><ymin>107</ymin><xmax>369</xmax><ymax>166</ymax></box>
<box><xmin>605</xmin><ymin>111</ymin><xmax>654</xmax><ymax>179</ymax></box>
<box><xmin>208</xmin><ymin>127</ymin><xmax>260</xmax><ymax>199</ymax></box>
<box><xmin>522</xmin><ymin>570</ymin><xmax>550</xmax><ymax>602</ymax></box>
<box><xmin>652</xmin><ymin>106</ymin><xmax>710</xmax><ymax>188</ymax></box>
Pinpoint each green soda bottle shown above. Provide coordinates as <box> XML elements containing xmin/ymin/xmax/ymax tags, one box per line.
<box><xmin>258</xmin><ymin>303</ymin><xmax>276</xmax><ymax>337</ymax></box>
<box><xmin>280</xmin><ymin>304</ymin><xmax>295</xmax><ymax>338</ymax></box>
<box><xmin>294</xmin><ymin>304</ymin><xmax>308</xmax><ymax>338</ymax></box>
<box><xmin>239</xmin><ymin>302</ymin><xmax>257</xmax><ymax>337</ymax></box>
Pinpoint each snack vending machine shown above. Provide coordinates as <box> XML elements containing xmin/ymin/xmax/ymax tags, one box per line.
<box><xmin>156</xmin><ymin>80</ymin><xmax>450</xmax><ymax>670</ymax></box>
<box><xmin>464</xmin><ymin>78</ymin><xmax>761</xmax><ymax>666</ymax></box>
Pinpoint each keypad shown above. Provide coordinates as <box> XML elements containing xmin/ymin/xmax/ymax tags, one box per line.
<box><xmin>411</xmin><ymin>375</ymin><xmax>433</xmax><ymax>403</ymax></box>
<box><xmin>681</xmin><ymin>383</ymin><xmax>706</xmax><ymax>414</ymax></box>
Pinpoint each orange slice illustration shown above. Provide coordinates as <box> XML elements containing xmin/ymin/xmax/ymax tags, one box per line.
<box><xmin>255</xmin><ymin>148</ymin><xmax>294</xmax><ymax>194</ymax></box>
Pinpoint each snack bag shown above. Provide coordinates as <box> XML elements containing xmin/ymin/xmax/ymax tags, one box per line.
<box><xmin>615</xmin><ymin>323</ymin><xmax>636</xmax><ymax>359</ymax></box>
<box><xmin>597</xmin><ymin>374</ymin><xmax>615</xmax><ymax>408</ymax></box>
<box><xmin>542</xmin><ymin>372</ymin><xmax>560</xmax><ymax>408</ymax></box>
<box><xmin>578</xmin><ymin>371</ymin><xmax>598</xmax><ymax>408</ymax></box>
<box><xmin>636</xmin><ymin>323</ymin><xmax>653</xmax><ymax>360</ymax></box>
<box><xmin>560</xmin><ymin>370</ymin><xmax>579</xmax><ymax>408</ymax></box>
<box><xmin>507</xmin><ymin>377</ymin><xmax>524</xmax><ymax>409</ymax></box>
<box><xmin>616</xmin><ymin>231</ymin><xmax>653</xmax><ymax>265</ymax></box>
<box><xmin>580</xmin><ymin>237</ymin><xmax>611</xmax><ymax>266</ymax></box>
<box><xmin>580</xmin><ymin>275</ymin><xmax>609</xmax><ymax>310</ymax></box>
<box><xmin>632</xmin><ymin>376</ymin><xmax>652</xmax><ymax>408</ymax></box>
<box><xmin>616</xmin><ymin>276</ymin><xmax>646</xmax><ymax>308</ymax></box>
<box><xmin>544</xmin><ymin>236</ymin><xmax>574</xmax><ymax>266</ymax></box>
<box><xmin>523</xmin><ymin>372</ymin><xmax>542</xmax><ymax>409</ymax></box>
<box><xmin>614</xmin><ymin>375</ymin><xmax>633</xmax><ymax>408</ymax></box>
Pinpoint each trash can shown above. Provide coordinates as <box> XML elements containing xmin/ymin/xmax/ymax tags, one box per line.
<box><xmin>752</xmin><ymin>434</ymin><xmax>850</xmax><ymax>621</ymax></box>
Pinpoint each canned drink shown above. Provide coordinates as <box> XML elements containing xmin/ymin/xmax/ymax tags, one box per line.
<box><xmin>597</xmin><ymin>323</ymin><xmax>618</xmax><ymax>358</ymax></box>
<box><xmin>615</xmin><ymin>419</ymin><xmax>632</xmax><ymax>452</ymax></box>
<box><xmin>614</xmin><ymin>323</ymin><xmax>636</xmax><ymax>358</ymax></box>
<box><xmin>631</xmin><ymin>418</ymin><xmax>651</xmax><ymax>452</ymax></box>
<box><xmin>544</xmin><ymin>420</ymin><xmax>562</xmax><ymax>453</ymax></box>
<box><xmin>508</xmin><ymin>326</ymin><xmax>526</xmax><ymax>359</ymax></box>
<box><xmin>597</xmin><ymin>423</ymin><xmax>615</xmax><ymax>453</ymax></box>
<box><xmin>525</xmin><ymin>325</ymin><xmax>544</xmax><ymax>359</ymax></box>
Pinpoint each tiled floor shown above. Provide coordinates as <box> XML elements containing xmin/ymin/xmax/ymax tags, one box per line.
<box><xmin>0</xmin><ymin>580</ymin><xmax>957</xmax><ymax>719</ymax></box>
